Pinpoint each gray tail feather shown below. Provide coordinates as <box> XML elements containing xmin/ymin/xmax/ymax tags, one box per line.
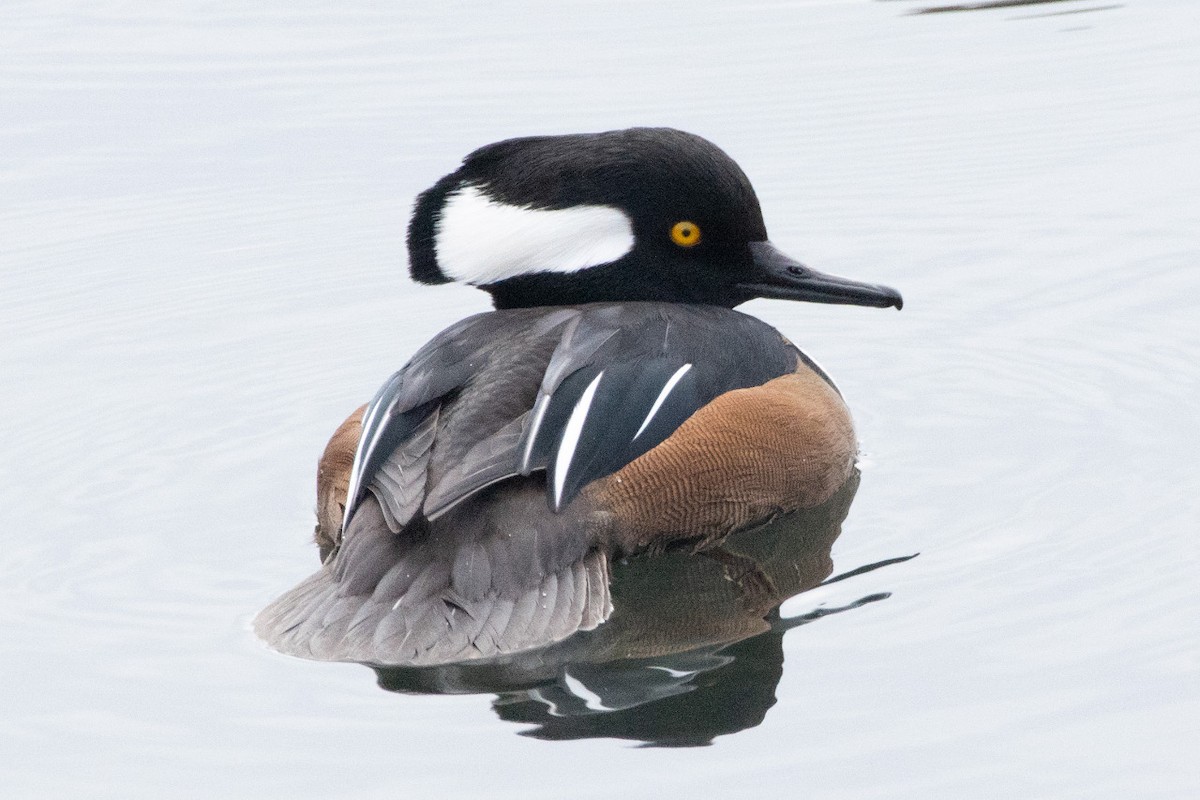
<box><xmin>254</xmin><ymin>550</ymin><xmax>612</xmax><ymax>666</ymax></box>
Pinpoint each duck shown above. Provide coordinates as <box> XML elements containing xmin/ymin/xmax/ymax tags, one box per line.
<box><xmin>256</xmin><ymin>126</ymin><xmax>902</xmax><ymax>666</ymax></box>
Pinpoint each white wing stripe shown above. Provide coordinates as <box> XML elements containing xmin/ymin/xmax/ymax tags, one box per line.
<box><xmin>633</xmin><ymin>363</ymin><xmax>693</xmax><ymax>440</ymax></box>
<box><xmin>552</xmin><ymin>371</ymin><xmax>604</xmax><ymax>510</ymax></box>
<box><xmin>343</xmin><ymin>391</ymin><xmax>402</xmax><ymax>530</ymax></box>
<box><xmin>518</xmin><ymin>392</ymin><xmax>551</xmax><ymax>474</ymax></box>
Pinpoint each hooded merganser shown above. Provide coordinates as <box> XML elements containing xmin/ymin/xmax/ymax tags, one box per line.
<box><xmin>256</xmin><ymin>127</ymin><xmax>902</xmax><ymax>666</ymax></box>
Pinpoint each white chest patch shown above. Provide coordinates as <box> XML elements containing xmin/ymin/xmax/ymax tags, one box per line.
<box><xmin>434</xmin><ymin>184</ymin><xmax>636</xmax><ymax>284</ymax></box>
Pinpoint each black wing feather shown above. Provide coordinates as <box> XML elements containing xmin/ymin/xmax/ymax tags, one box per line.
<box><xmin>344</xmin><ymin>304</ymin><xmax>803</xmax><ymax>530</ymax></box>
<box><xmin>548</xmin><ymin>358</ymin><xmax>696</xmax><ymax>509</ymax></box>
<box><xmin>521</xmin><ymin>364</ymin><xmax>603</xmax><ymax>476</ymax></box>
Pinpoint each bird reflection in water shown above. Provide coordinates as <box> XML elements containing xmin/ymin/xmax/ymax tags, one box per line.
<box><xmin>369</xmin><ymin>471</ymin><xmax>913</xmax><ymax>746</ymax></box>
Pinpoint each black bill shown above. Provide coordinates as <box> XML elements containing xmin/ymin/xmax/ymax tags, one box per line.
<box><xmin>740</xmin><ymin>241</ymin><xmax>903</xmax><ymax>309</ymax></box>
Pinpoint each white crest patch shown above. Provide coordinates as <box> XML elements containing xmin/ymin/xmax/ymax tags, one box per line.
<box><xmin>434</xmin><ymin>184</ymin><xmax>635</xmax><ymax>284</ymax></box>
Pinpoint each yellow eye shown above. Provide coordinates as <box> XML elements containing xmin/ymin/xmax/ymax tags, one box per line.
<box><xmin>670</xmin><ymin>220</ymin><xmax>701</xmax><ymax>247</ymax></box>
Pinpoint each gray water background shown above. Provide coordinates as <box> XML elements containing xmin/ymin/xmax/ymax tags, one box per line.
<box><xmin>2</xmin><ymin>0</ymin><xmax>1197</xmax><ymax>796</ymax></box>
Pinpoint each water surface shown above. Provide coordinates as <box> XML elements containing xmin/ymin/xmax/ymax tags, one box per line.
<box><xmin>2</xmin><ymin>1</ymin><xmax>1197</xmax><ymax>797</ymax></box>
